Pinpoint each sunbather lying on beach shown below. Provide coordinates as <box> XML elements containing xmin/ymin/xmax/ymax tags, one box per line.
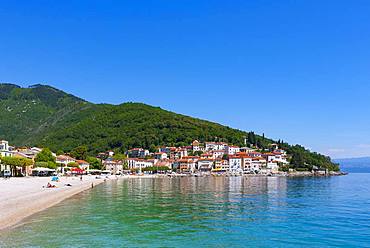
<box><xmin>45</xmin><ymin>182</ymin><xmax>56</xmax><ymax>188</ymax></box>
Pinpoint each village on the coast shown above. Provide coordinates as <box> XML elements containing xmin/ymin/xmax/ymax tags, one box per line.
<box><xmin>0</xmin><ymin>138</ymin><xmax>321</xmax><ymax>177</ymax></box>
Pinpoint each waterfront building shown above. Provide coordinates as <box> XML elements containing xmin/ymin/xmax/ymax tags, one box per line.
<box><xmin>126</xmin><ymin>158</ymin><xmax>153</xmax><ymax>171</ymax></box>
<box><xmin>76</xmin><ymin>160</ymin><xmax>90</xmax><ymax>171</ymax></box>
<box><xmin>240</xmin><ymin>155</ymin><xmax>253</xmax><ymax>173</ymax></box>
<box><xmin>240</xmin><ymin>147</ymin><xmax>255</xmax><ymax>153</ymax></box>
<box><xmin>205</xmin><ymin>142</ymin><xmax>227</xmax><ymax>151</ymax></box>
<box><xmin>0</xmin><ymin>140</ymin><xmax>12</xmax><ymax>157</ymax></box>
<box><xmin>56</xmin><ymin>155</ymin><xmax>76</xmax><ymax>166</ymax></box>
<box><xmin>201</xmin><ymin>153</ymin><xmax>213</xmax><ymax>159</ymax></box>
<box><xmin>225</xmin><ymin>145</ymin><xmax>240</xmax><ymax>155</ymax></box>
<box><xmin>175</xmin><ymin>156</ymin><xmax>198</xmax><ymax>173</ymax></box>
<box><xmin>272</xmin><ymin>151</ymin><xmax>289</xmax><ymax>164</ymax></box>
<box><xmin>266</xmin><ymin>161</ymin><xmax>279</xmax><ymax>172</ymax></box>
<box><xmin>127</xmin><ymin>148</ymin><xmax>149</xmax><ymax>158</ymax></box>
<box><xmin>229</xmin><ymin>155</ymin><xmax>242</xmax><ymax>172</ymax></box>
<box><xmin>248</xmin><ymin>151</ymin><xmax>262</xmax><ymax>158</ymax></box>
<box><xmin>154</xmin><ymin>159</ymin><xmax>172</xmax><ymax>169</ymax></box>
<box><xmin>103</xmin><ymin>159</ymin><xmax>124</xmax><ymax>174</ymax></box>
<box><xmin>212</xmin><ymin>150</ymin><xmax>225</xmax><ymax>159</ymax></box>
<box><xmin>212</xmin><ymin>159</ymin><xmax>227</xmax><ymax>172</ymax></box>
<box><xmin>251</xmin><ymin>157</ymin><xmax>267</xmax><ymax>173</ymax></box>
<box><xmin>175</xmin><ymin>148</ymin><xmax>188</xmax><ymax>159</ymax></box>
<box><xmin>154</xmin><ymin>152</ymin><xmax>168</xmax><ymax>160</ymax></box>
<box><xmin>197</xmin><ymin>158</ymin><xmax>214</xmax><ymax>172</ymax></box>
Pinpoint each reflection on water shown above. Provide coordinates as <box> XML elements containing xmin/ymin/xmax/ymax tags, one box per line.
<box><xmin>1</xmin><ymin>175</ymin><xmax>370</xmax><ymax>247</ymax></box>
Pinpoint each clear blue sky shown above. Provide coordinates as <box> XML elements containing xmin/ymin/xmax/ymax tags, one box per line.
<box><xmin>1</xmin><ymin>0</ymin><xmax>370</xmax><ymax>158</ymax></box>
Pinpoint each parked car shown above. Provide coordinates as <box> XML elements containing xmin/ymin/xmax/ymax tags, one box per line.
<box><xmin>1</xmin><ymin>170</ymin><xmax>11</xmax><ymax>178</ymax></box>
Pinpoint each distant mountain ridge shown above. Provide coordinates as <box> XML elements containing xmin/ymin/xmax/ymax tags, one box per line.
<box><xmin>0</xmin><ymin>83</ymin><xmax>339</xmax><ymax>171</ymax></box>
<box><xmin>334</xmin><ymin>157</ymin><xmax>370</xmax><ymax>173</ymax></box>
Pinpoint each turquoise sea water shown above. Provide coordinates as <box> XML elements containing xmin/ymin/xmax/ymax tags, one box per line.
<box><xmin>1</xmin><ymin>174</ymin><xmax>370</xmax><ymax>247</ymax></box>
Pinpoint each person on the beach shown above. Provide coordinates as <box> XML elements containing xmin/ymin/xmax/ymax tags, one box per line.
<box><xmin>46</xmin><ymin>182</ymin><xmax>56</xmax><ymax>188</ymax></box>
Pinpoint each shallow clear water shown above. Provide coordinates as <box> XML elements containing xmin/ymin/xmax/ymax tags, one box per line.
<box><xmin>1</xmin><ymin>174</ymin><xmax>370</xmax><ymax>247</ymax></box>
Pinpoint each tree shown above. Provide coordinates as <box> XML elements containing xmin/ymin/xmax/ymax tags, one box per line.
<box><xmin>113</xmin><ymin>153</ymin><xmax>126</xmax><ymax>160</ymax></box>
<box><xmin>1</xmin><ymin>156</ymin><xmax>33</xmax><ymax>176</ymax></box>
<box><xmin>68</xmin><ymin>162</ymin><xmax>79</xmax><ymax>167</ymax></box>
<box><xmin>35</xmin><ymin>148</ymin><xmax>57</xmax><ymax>169</ymax></box>
<box><xmin>56</xmin><ymin>149</ymin><xmax>64</xmax><ymax>156</ymax></box>
<box><xmin>86</xmin><ymin>156</ymin><xmax>102</xmax><ymax>170</ymax></box>
<box><xmin>35</xmin><ymin>161</ymin><xmax>57</xmax><ymax>169</ymax></box>
<box><xmin>71</xmin><ymin>146</ymin><xmax>88</xmax><ymax>160</ymax></box>
<box><xmin>1</xmin><ymin>156</ymin><xmax>33</xmax><ymax>167</ymax></box>
<box><xmin>248</xmin><ymin>132</ymin><xmax>256</xmax><ymax>146</ymax></box>
<box><xmin>35</xmin><ymin>148</ymin><xmax>56</xmax><ymax>163</ymax></box>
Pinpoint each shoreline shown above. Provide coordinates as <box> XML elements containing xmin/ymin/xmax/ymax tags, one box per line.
<box><xmin>0</xmin><ymin>176</ymin><xmax>106</xmax><ymax>231</ymax></box>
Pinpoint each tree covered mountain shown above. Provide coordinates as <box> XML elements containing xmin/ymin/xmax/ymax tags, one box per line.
<box><xmin>0</xmin><ymin>83</ymin><xmax>339</xmax><ymax>171</ymax></box>
<box><xmin>0</xmin><ymin>83</ymin><xmax>90</xmax><ymax>144</ymax></box>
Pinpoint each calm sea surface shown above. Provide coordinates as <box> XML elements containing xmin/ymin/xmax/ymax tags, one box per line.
<box><xmin>1</xmin><ymin>174</ymin><xmax>370</xmax><ymax>247</ymax></box>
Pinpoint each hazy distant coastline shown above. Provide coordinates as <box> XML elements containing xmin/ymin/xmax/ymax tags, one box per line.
<box><xmin>334</xmin><ymin>157</ymin><xmax>370</xmax><ymax>173</ymax></box>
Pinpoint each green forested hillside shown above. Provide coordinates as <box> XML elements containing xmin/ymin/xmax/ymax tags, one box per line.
<box><xmin>0</xmin><ymin>84</ymin><xmax>90</xmax><ymax>144</ymax></box>
<box><xmin>0</xmin><ymin>84</ymin><xmax>339</xmax><ymax>171</ymax></box>
<box><xmin>36</xmin><ymin>103</ymin><xmax>253</xmax><ymax>153</ymax></box>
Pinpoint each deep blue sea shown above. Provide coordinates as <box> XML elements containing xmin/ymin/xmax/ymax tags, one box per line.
<box><xmin>1</xmin><ymin>174</ymin><xmax>370</xmax><ymax>247</ymax></box>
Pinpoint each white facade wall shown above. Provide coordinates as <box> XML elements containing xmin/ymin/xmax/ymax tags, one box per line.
<box><xmin>197</xmin><ymin>160</ymin><xmax>213</xmax><ymax>171</ymax></box>
<box><xmin>212</xmin><ymin>151</ymin><xmax>224</xmax><ymax>159</ymax></box>
<box><xmin>226</xmin><ymin>146</ymin><xmax>240</xmax><ymax>155</ymax></box>
<box><xmin>267</xmin><ymin>162</ymin><xmax>279</xmax><ymax>172</ymax></box>
<box><xmin>0</xmin><ymin>140</ymin><xmax>12</xmax><ymax>157</ymax></box>
<box><xmin>229</xmin><ymin>157</ymin><xmax>242</xmax><ymax>172</ymax></box>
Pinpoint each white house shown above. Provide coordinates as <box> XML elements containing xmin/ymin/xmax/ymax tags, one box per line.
<box><xmin>212</xmin><ymin>150</ymin><xmax>225</xmax><ymax>159</ymax></box>
<box><xmin>56</xmin><ymin>155</ymin><xmax>76</xmax><ymax>166</ymax></box>
<box><xmin>0</xmin><ymin>140</ymin><xmax>12</xmax><ymax>157</ymax></box>
<box><xmin>128</xmin><ymin>148</ymin><xmax>150</xmax><ymax>158</ymax></box>
<box><xmin>263</xmin><ymin>153</ymin><xmax>276</xmax><ymax>162</ymax></box>
<box><xmin>197</xmin><ymin>158</ymin><xmax>214</xmax><ymax>171</ymax></box>
<box><xmin>273</xmin><ymin>151</ymin><xmax>289</xmax><ymax>164</ymax></box>
<box><xmin>240</xmin><ymin>155</ymin><xmax>253</xmax><ymax>173</ymax></box>
<box><xmin>225</xmin><ymin>145</ymin><xmax>240</xmax><ymax>155</ymax></box>
<box><xmin>266</xmin><ymin>162</ymin><xmax>279</xmax><ymax>172</ymax></box>
<box><xmin>240</xmin><ymin>147</ymin><xmax>255</xmax><ymax>153</ymax></box>
<box><xmin>251</xmin><ymin>157</ymin><xmax>267</xmax><ymax>173</ymax></box>
<box><xmin>126</xmin><ymin>158</ymin><xmax>153</xmax><ymax>171</ymax></box>
<box><xmin>103</xmin><ymin>159</ymin><xmax>124</xmax><ymax>174</ymax></box>
<box><xmin>205</xmin><ymin>142</ymin><xmax>227</xmax><ymax>151</ymax></box>
<box><xmin>192</xmin><ymin>140</ymin><xmax>200</xmax><ymax>152</ymax></box>
<box><xmin>229</xmin><ymin>155</ymin><xmax>242</xmax><ymax>172</ymax></box>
